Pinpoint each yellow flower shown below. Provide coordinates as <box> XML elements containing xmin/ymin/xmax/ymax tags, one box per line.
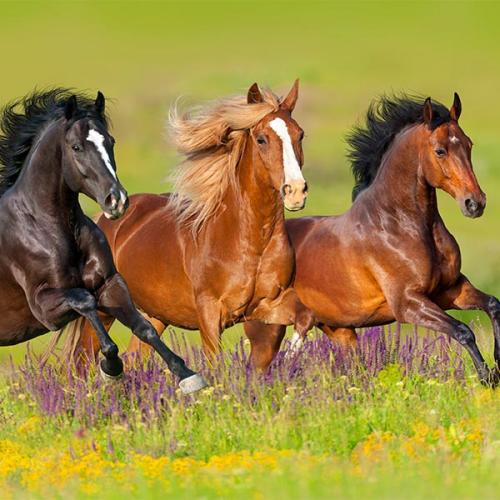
<box><xmin>17</xmin><ymin>416</ymin><xmax>42</xmax><ymax>435</ymax></box>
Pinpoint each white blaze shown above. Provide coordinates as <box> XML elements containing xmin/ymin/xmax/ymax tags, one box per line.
<box><xmin>449</xmin><ymin>135</ymin><xmax>460</xmax><ymax>144</ymax></box>
<box><xmin>269</xmin><ymin>118</ymin><xmax>304</xmax><ymax>184</ymax></box>
<box><xmin>86</xmin><ymin>129</ymin><xmax>117</xmax><ymax>180</ymax></box>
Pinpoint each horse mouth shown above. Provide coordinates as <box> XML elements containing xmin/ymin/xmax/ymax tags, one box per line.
<box><xmin>285</xmin><ymin>204</ymin><xmax>305</xmax><ymax>212</ymax></box>
<box><xmin>104</xmin><ymin>210</ymin><xmax>121</xmax><ymax>220</ymax></box>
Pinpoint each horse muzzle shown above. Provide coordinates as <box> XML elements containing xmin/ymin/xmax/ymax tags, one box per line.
<box><xmin>103</xmin><ymin>187</ymin><xmax>129</xmax><ymax>220</ymax></box>
<box><xmin>281</xmin><ymin>180</ymin><xmax>308</xmax><ymax>212</ymax></box>
<box><xmin>460</xmin><ymin>192</ymin><xmax>486</xmax><ymax>218</ymax></box>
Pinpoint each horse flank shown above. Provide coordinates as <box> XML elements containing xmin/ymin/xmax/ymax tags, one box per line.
<box><xmin>167</xmin><ymin>89</ymin><xmax>280</xmax><ymax>234</ymax></box>
<box><xmin>346</xmin><ymin>94</ymin><xmax>451</xmax><ymax>201</ymax></box>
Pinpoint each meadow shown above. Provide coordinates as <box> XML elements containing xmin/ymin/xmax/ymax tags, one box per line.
<box><xmin>1</xmin><ymin>1</ymin><xmax>500</xmax><ymax>498</ymax></box>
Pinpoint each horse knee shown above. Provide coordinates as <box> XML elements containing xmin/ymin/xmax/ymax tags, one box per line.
<box><xmin>487</xmin><ymin>296</ymin><xmax>500</xmax><ymax>316</ymax></box>
<box><xmin>69</xmin><ymin>290</ymin><xmax>97</xmax><ymax>313</ymax></box>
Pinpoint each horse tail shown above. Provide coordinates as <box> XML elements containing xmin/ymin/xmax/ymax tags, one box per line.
<box><xmin>42</xmin><ymin>317</ymin><xmax>86</xmax><ymax>366</ymax></box>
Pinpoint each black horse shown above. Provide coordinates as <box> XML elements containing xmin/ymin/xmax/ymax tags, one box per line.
<box><xmin>0</xmin><ymin>89</ymin><xmax>206</xmax><ymax>393</ymax></box>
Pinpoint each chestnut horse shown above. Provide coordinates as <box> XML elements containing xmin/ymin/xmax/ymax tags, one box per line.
<box><xmin>245</xmin><ymin>93</ymin><xmax>499</xmax><ymax>386</ymax></box>
<box><xmin>0</xmin><ymin>89</ymin><xmax>204</xmax><ymax>393</ymax></box>
<box><xmin>64</xmin><ymin>81</ymin><xmax>308</xmax><ymax>368</ymax></box>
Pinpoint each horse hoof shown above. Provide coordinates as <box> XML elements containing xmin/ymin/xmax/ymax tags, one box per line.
<box><xmin>479</xmin><ymin>368</ymin><xmax>499</xmax><ymax>389</ymax></box>
<box><xmin>179</xmin><ymin>373</ymin><xmax>208</xmax><ymax>394</ymax></box>
<box><xmin>488</xmin><ymin>368</ymin><xmax>500</xmax><ymax>388</ymax></box>
<box><xmin>99</xmin><ymin>359</ymin><xmax>124</xmax><ymax>382</ymax></box>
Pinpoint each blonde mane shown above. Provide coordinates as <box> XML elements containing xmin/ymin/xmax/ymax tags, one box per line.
<box><xmin>167</xmin><ymin>88</ymin><xmax>280</xmax><ymax>234</ymax></box>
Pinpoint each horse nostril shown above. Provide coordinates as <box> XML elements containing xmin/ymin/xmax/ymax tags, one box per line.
<box><xmin>104</xmin><ymin>191</ymin><xmax>118</xmax><ymax>210</ymax></box>
<box><xmin>303</xmin><ymin>182</ymin><xmax>308</xmax><ymax>194</ymax></box>
<box><xmin>281</xmin><ymin>184</ymin><xmax>292</xmax><ymax>197</ymax></box>
<box><xmin>465</xmin><ymin>198</ymin><xmax>478</xmax><ymax>213</ymax></box>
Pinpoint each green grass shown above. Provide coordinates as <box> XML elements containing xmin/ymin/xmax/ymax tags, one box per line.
<box><xmin>1</xmin><ymin>328</ymin><xmax>499</xmax><ymax>499</ymax></box>
<box><xmin>1</xmin><ymin>1</ymin><xmax>500</xmax><ymax>497</ymax></box>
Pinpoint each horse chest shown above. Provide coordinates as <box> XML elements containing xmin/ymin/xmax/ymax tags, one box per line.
<box><xmin>217</xmin><ymin>238</ymin><xmax>293</xmax><ymax>320</ymax></box>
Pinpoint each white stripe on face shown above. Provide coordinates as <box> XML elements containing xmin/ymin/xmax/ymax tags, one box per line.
<box><xmin>86</xmin><ymin>129</ymin><xmax>117</xmax><ymax>180</ymax></box>
<box><xmin>269</xmin><ymin>118</ymin><xmax>304</xmax><ymax>184</ymax></box>
<box><xmin>449</xmin><ymin>135</ymin><xmax>460</xmax><ymax>144</ymax></box>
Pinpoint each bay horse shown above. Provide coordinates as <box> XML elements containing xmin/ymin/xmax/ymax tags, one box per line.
<box><xmin>0</xmin><ymin>89</ymin><xmax>203</xmax><ymax>393</ymax></box>
<box><xmin>65</xmin><ymin>81</ymin><xmax>308</xmax><ymax>367</ymax></box>
<box><xmin>244</xmin><ymin>93</ymin><xmax>499</xmax><ymax>387</ymax></box>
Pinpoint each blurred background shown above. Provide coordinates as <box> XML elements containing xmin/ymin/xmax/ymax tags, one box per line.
<box><xmin>1</xmin><ymin>1</ymin><xmax>499</xmax><ymax>360</ymax></box>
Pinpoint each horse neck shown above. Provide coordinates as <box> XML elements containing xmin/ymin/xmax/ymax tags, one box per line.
<box><xmin>220</xmin><ymin>137</ymin><xmax>284</xmax><ymax>241</ymax></box>
<box><xmin>368</xmin><ymin>126</ymin><xmax>438</xmax><ymax>225</ymax></box>
<box><xmin>15</xmin><ymin>121</ymin><xmax>78</xmax><ymax>220</ymax></box>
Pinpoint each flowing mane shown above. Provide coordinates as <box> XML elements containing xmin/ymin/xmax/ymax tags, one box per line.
<box><xmin>0</xmin><ymin>88</ymin><xmax>107</xmax><ymax>198</ymax></box>
<box><xmin>168</xmin><ymin>88</ymin><xmax>280</xmax><ymax>234</ymax></box>
<box><xmin>346</xmin><ymin>94</ymin><xmax>451</xmax><ymax>200</ymax></box>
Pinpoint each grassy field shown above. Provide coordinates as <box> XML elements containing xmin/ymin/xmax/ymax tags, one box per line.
<box><xmin>1</xmin><ymin>327</ymin><xmax>500</xmax><ymax>498</ymax></box>
<box><xmin>1</xmin><ymin>1</ymin><xmax>500</xmax><ymax>498</ymax></box>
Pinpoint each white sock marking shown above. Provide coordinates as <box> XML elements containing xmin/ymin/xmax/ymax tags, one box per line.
<box><xmin>289</xmin><ymin>331</ymin><xmax>304</xmax><ymax>352</ymax></box>
<box><xmin>269</xmin><ymin>118</ymin><xmax>304</xmax><ymax>185</ymax></box>
<box><xmin>87</xmin><ymin>129</ymin><xmax>117</xmax><ymax>180</ymax></box>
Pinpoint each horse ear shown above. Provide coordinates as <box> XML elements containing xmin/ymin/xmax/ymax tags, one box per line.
<box><xmin>95</xmin><ymin>91</ymin><xmax>105</xmax><ymax>116</ymax></box>
<box><xmin>450</xmin><ymin>92</ymin><xmax>462</xmax><ymax>121</ymax></box>
<box><xmin>247</xmin><ymin>83</ymin><xmax>263</xmax><ymax>104</ymax></box>
<box><xmin>423</xmin><ymin>97</ymin><xmax>433</xmax><ymax>127</ymax></box>
<box><xmin>64</xmin><ymin>95</ymin><xmax>78</xmax><ymax>121</ymax></box>
<box><xmin>280</xmin><ymin>79</ymin><xmax>299</xmax><ymax>112</ymax></box>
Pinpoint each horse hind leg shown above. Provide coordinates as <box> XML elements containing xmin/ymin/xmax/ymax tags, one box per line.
<box><xmin>320</xmin><ymin>325</ymin><xmax>358</xmax><ymax>349</ymax></box>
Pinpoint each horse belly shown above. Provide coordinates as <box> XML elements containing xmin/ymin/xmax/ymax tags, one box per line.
<box><xmin>111</xmin><ymin>217</ymin><xmax>199</xmax><ymax>329</ymax></box>
<box><xmin>297</xmin><ymin>280</ymin><xmax>393</xmax><ymax>327</ymax></box>
<box><xmin>293</xmin><ymin>239</ymin><xmax>394</xmax><ymax>328</ymax></box>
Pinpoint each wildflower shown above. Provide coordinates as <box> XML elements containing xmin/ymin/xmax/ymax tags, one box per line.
<box><xmin>17</xmin><ymin>416</ymin><xmax>41</xmax><ymax>435</ymax></box>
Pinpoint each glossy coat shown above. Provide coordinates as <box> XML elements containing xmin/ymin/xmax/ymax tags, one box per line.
<box><xmin>245</xmin><ymin>94</ymin><xmax>500</xmax><ymax>387</ymax></box>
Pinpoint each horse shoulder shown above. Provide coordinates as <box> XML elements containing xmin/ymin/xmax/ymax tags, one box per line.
<box><xmin>432</xmin><ymin>215</ymin><xmax>462</xmax><ymax>286</ymax></box>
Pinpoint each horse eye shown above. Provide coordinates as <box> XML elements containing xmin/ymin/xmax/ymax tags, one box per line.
<box><xmin>72</xmin><ymin>144</ymin><xmax>82</xmax><ymax>152</ymax></box>
<box><xmin>256</xmin><ymin>135</ymin><xmax>267</xmax><ymax>146</ymax></box>
<box><xmin>435</xmin><ymin>148</ymin><xmax>446</xmax><ymax>158</ymax></box>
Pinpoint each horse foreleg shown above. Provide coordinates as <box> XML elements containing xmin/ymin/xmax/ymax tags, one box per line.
<box><xmin>320</xmin><ymin>325</ymin><xmax>358</xmax><ymax>349</ymax></box>
<box><xmin>127</xmin><ymin>315</ymin><xmax>167</xmax><ymax>361</ymax></box>
<box><xmin>392</xmin><ymin>290</ymin><xmax>494</xmax><ymax>386</ymax></box>
<box><xmin>98</xmin><ymin>274</ymin><xmax>207</xmax><ymax>393</ymax></box>
<box><xmin>435</xmin><ymin>274</ymin><xmax>500</xmax><ymax>380</ymax></box>
<box><xmin>244</xmin><ymin>321</ymin><xmax>286</xmax><ymax>370</ymax></box>
<box><xmin>195</xmin><ymin>297</ymin><xmax>224</xmax><ymax>361</ymax></box>
<box><xmin>243</xmin><ymin>295</ymin><xmax>315</xmax><ymax>367</ymax></box>
<box><xmin>74</xmin><ymin>313</ymin><xmax>115</xmax><ymax>370</ymax></box>
<box><xmin>29</xmin><ymin>287</ymin><xmax>123</xmax><ymax>378</ymax></box>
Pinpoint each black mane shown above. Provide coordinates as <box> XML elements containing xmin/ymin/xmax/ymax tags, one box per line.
<box><xmin>0</xmin><ymin>88</ymin><xmax>107</xmax><ymax>197</ymax></box>
<box><xmin>347</xmin><ymin>94</ymin><xmax>450</xmax><ymax>200</ymax></box>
